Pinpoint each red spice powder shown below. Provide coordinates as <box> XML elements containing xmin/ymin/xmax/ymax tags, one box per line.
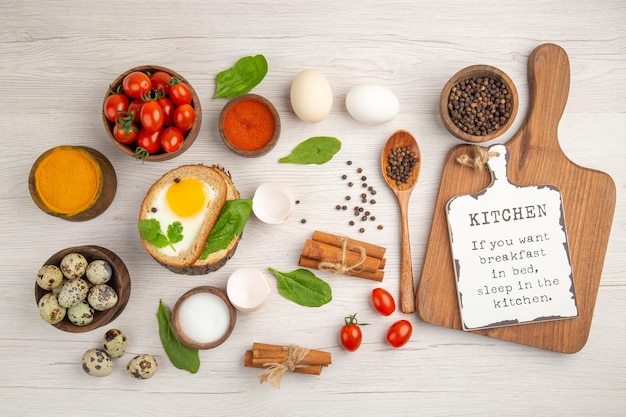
<box><xmin>223</xmin><ymin>99</ymin><xmax>276</xmax><ymax>151</ymax></box>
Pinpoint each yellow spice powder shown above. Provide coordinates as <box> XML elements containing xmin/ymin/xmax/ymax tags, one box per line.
<box><xmin>34</xmin><ymin>147</ymin><xmax>100</xmax><ymax>215</ymax></box>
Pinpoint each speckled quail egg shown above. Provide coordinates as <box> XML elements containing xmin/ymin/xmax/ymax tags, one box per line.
<box><xmin>81</xmin><ymin>348</ymin><xmax>113</xmax><ymax>377</ymax></box>
<box><xmin>88</xmin><ymin>284</ymin><xmax>118</xmax><ymax>311</ymax></box>
<box><xmin>103</xmin><ymin>329</ymin><xmax>127</xmax><ymax>358</ymax></box>
<box><xmin>67</xmin><ymin>300</ymin><xmax>95</xmax><ymax>326</ymax></box>
<box><xmin>127</xmin><ymin>354</ymin><xmax>158</xmax><ymax>379</ymax></box>
<box><xmin>36</xmin><ymin>264</ymin><xmax>64</xmax><ymax>290</ymax></box>
<box><xmin>60</xmin><ymin>252</ymin><xmax>88</xmax><ymax>279</ymax></box>
<box><xmin>86</xmin><ymin>260</ymin><xmax>112</xmax><ymax>285</ymax></box>
<box><xmin>57</xmin><ymin>278</ymin><xmax>90</xmax><ymax>308</ymax></box>
<box><xmin>38</xmin><ymin>293</ymin><xmax>66</xmax><ymax>324</ymax></box>
<box><xmin>51</xmin><ymin>278</ymin><xmax>68</xmax><ymax>295</ymax></box>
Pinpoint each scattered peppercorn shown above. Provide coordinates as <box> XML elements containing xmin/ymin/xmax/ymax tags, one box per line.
<box><xmin>347</xmin><ymin>160</ymin><xmax>352</xmax><ymax>165</ymax></box>
<box><xmin>362</xmin><ymin>183</ymin><xmax>368</xmax><ymax>188</ymax></box>
<box><xmin>371</xmin><ymin>199</ymin><xmax>376</xmax><ymax>204</ymax></box>
<box><xmin>335</xmin><ymin>205</ymin><xmax>341</xmax><ymax>210</ymax></box>
<box><xmin>378</xmin><ymin>225</ymin><xmax>384</xmax><ymax>230</ymax></box>
<box><xmin>342</xmin><ymin>205</ymin><xmax>347</xmax><ymax>210</ymax></box>
<box><xmin>447</xmin><ymin>75</ymin><xmax>513</xmax><ymax>136</ymax></box>
<box><xmin>341</xmin><ymin>174</ymin><xmax>347</xmax><ymax>180</ymax></box>
<box><xmin>295</xmin><ymin>200</ymin><xmax>300</xmax><ymax>204</ymax></box>
<box><xmin>359</xmin><ymin>228</ymin><xmax>365</xmax><ymax>233</ymax></box>
<box><xmin>348</xmin><ymin>182</ymin><xmax>353</xmax><ymax>187</ymax></box>
<box><xmin>357</xmin><ymin>168</ymin><xmax>363</xmax><ymax>173</ymax></box>
<box><xmin>346</xmin><ymin>195</ymin><xmax>351</xmax><ymax>200</ymax></box>
<box><xmin>349</xmin><ymin>221</ymin><xmax>355</xmax><ymax>226</ymax></box>
<box><xmin>301</xmin><ymin>219</ymin><xmax>307</xmax><ymax>224</ymax></box>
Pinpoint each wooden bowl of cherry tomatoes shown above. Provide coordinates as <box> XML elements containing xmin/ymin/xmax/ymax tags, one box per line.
<box><xmin>102</xmin><ymin>65</ymin><xmax>202</xmax><ymax>162</ymax></box>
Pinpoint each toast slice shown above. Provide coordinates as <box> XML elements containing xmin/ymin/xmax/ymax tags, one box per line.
<box><xmin>138</xmin><ymin>165</ymin><xmax>227</xmax><ymax>268</ymax></box>
<box><xmin>165</xmin><ymin>165</ymin><xmax>243</xmax><ymax>275</ymax></box>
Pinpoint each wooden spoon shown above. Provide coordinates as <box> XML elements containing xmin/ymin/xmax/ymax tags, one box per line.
<box><xmin>381</xmin><ymin>130</ymin><xmax>421</xmax><ymax>313</ymax></box>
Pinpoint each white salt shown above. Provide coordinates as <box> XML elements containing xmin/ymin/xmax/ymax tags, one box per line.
<box><xmin>177</xmin><ymin>292</ymin><xmax>230</xmax><ymax>344</ymax></box>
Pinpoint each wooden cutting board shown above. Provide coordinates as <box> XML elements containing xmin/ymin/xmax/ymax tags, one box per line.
<box><xmin>415</xmin><ymin>43</ymin><xmax>616</xmax><ymax>353</ymax></box>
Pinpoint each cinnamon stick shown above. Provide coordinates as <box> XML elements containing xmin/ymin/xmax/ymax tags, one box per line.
<box><xmin>312</xmin><ymin>230</ymin><xmax>386</xmax><ymax>259</ymax></box>
<box><xmin>302</xmin><ymin>239</ymin><xmax>381</xmax><ymax>273</ymax></box>
<box><xmin>244</xmin><ymin>350</ymin><xmax>322</xmax><ymax>375</ymax></box>
<box><xmin>252</xmin><ymin>347</ymin><xmax>332</xmax><ymax>367</ymax></box>
<box><xmin>299</xmin><ymin>256</ymin><xmax>384</xmax><ymax>282</ymax></box>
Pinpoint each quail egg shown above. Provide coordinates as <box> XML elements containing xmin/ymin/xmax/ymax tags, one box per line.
<box><xmin>127</xmin><ymin>354</ymin><xmax>158</xmax><ymax>379</ymax></box>
<box><xmin>38</xmin><ymin>293</ymin><xmax>66</xmax><ymax>324</ymax></box>
<box><xmin>57</xmin><ymin>278</ymin><xmax>90</xmax><ymax>308</ymax></box>
<box><xmin>86</xmin><ymin>260</ymin><xmax>112</xmax><ymax>285</ymax></box>
<box><xmin>67</xmin><ymin>300</ymin><xmax>95</xmax><ymax>326</ymax></box>
<box><xmin>88</xmin><ymin>284</ymin><xmax>118</xmax><ymax>311</ymax></box>
<box><xmin>81</xmin><ymin>348</ymin><xmax>113</xmax><ymax>377</ymax></box>
<box><xmin>36</xmin><ymin>265</ymin><xmax>64</xmax><ymax>290</ymax></box>
<box><xmin>103</xmin><ymin>329</ymin><xmax>127</xmax><ymax>358</ymax></box>
<box><xmin>60</xmin><ymin>252</ymin><xmax>88</xmax><ymax>279</ymax></box>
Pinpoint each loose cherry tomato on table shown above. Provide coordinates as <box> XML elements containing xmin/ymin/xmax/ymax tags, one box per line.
<box><xmin>122</xmin><ymin>71</ymin><xmax>152</xmax><ymax>99</ymax></box>
<box><xmin>113</xmin><ymin>111</ymin><xmax>138</xmax><ymax>145</ymax></box>
<box><xmin>157</xmin><ymin>97</ymin><xmax>175</xmax><ymax>126</ymax></box>
<box><xmin>340</xmin><ymin>313</ymin><xmax>366</xmax><ymax>352</ymax></box>
<box><xmin>161</xmin><ymin>126</ymin><xmax>184</xmax><ymax>153</ymax></box>
<box><xmin>371</xmin><ymin>287</ymin><xmax>396</xmax><ymax>316</ymax></box>
<box><xmin>136</xmin><ymin>128</ymin><xmax>162</xmax><ymax>156</ymax></box>
<box><xmin>173</xmin><ymin>103</ymin><xmax>195</xmax><ymax>131</ymax></box>
<box><xmin>150</xmin><ymin>71</ymin><xmax>172</xmax><ymax>95</ymax></box>
<box><xmin>103</xmin><ymin>88</ymin><xmax>129</xmax><ymax>122</ymax></box>
<box><xmin>169</xmin><ymin>77</ymin><xmax>192</xmax><ymax>105</ymax></box>
<box><xmin>140</xmin><ymin>98</ymin><xmax>165</xmax><ymax>133</ymax></box>
<box><xmin>386</xmin><ymin>319</ymin><xmax>412</xmax><ymax>348</ymax></box>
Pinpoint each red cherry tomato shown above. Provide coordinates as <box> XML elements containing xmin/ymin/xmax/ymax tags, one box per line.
<box><xmin>150</xmin><ymin>71</ymin><xmax>172</xmax><ymax>95</ymax></box>
<box><xmin>161</xmin><ymin>126</ymin><xmax>184</xmax><ymax>153</ymax></box>
<box><xmin>340</xmin><ymin>314</ymin><xmax>364</xmax><ymax>352</ymax></box>
<box><xmin>173</xmin><ymin>104</ymin><xmax>195</xmax><ymax>131</ymax></box>
<box><xmin>128</xmin><ymin>99</ymin><xmax>143</xmax><ymax>119</ymax></box>
<box><xmin>122</xmin><ymin>71</ymin><xmax>152</xmax><ymax>99</ymax></box>
<box><xmin>169</xmin><ymin>78</ymin><xmax>192</xmax><ymax>105</ymax></box>
<box><xmin>136</xmin><ymin>128</ymin><xmax>162</xmax><ymax>154</ymax></box>
<box><xmin>140</xmin><ymin>99</ymin><xmax>164</xmax><ymax>133</ymax></box>
<box><xmin>157</xmin><ymin>97</ymin><xmax>175</xmax><ymax>126</ymax></box>
<box><xmin>113</xmin><ymin>111</ymin><xmax>138</xmax><ymax>144</ymax></box>
<box><xmin>103</xmin><ymin>92</ymin><xmax>129</xmax><ymax>122</ymax></box>
<box><xmin>386</xmin><ymin>320</ymin><xmax>412</xmax><ymax>348</ymax></box>
<box><xmin>371</xmin><ymin>288</ymin><xmax>396</xmax><ymax>316</ymax></box>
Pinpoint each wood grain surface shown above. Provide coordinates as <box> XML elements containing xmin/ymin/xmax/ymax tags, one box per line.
<box><xmin>1</xmin><ymin>2</ymin><xmax>625</xmax><ymax>416</ymax></box>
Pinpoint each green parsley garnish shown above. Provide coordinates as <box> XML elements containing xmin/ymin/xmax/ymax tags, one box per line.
<box><xmin>138</xmin><ymin>219</ymin><xmax>183</xmax><ymax>251</ymax></box>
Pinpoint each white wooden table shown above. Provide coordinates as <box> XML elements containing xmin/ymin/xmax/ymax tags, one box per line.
<box><xmin>1</xmin><ymin>1</ymin><xmax>624</xmax><ymax>416</ymax></box>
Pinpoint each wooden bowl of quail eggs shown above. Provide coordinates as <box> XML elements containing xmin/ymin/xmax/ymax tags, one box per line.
<box><xmin>34</xmin><ymin>245</ymin><xmax>131</xmax><ymax>332</ymax></box>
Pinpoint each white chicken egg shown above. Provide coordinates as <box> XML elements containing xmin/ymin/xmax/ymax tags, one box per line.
<box><xmin>346</xmin><ymin>83</ymin><xmax>399</xmax><ymax>124</ymax></box>
<box><xmin>152</xmin><ymin>178</ymin><xmax>218</xmax><ymax>257</ymax></box>
<box><xmin>290</xmin><ymin>69</ymin><xmax>333</xmax><ymax>123</ymax></box>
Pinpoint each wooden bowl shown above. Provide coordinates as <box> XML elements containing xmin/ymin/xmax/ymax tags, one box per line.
<box><xmin>439</xmin><ymin>65</ymin><xmax>518</xmax><ymax>143</ymax></box>
<box><xmin>102</xmin><ymin>65</ymin><xmax>202</xmax><ymax>162</ymax></box>
<box><xmin>171</xmin><ymin>286</ymin><xmax>236</xmax><ymax>349</ymax></box>
<box><xmin>218</xmin><ymin>94</ymin><xmax>281</xmax><ymax>157</ymax></box>
<box><xmin>29</xmin><ymin>146</ymin><xmax>117</xmax><ymax>222</ymax></box>
<box><xmin>34</xmin><ymin>245</ymin><xmax>131</xmax><ymax>333</ymax></box>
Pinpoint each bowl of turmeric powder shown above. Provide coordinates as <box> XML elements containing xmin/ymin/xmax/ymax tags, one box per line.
<box><xmin>28</xmin><ymin>146</ymin><xmax>117</xmax><ymax>221</ymax></box>
<box><xmin>218</xmin><ymin>94</ymin><xmax>281</xmax><ymax>157</ymax></box>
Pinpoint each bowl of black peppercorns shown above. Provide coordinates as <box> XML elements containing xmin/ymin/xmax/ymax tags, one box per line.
<box><xmin>440</xmin><ymin>65</ymin><xmax>518</xmax><ymax>143</ymax></box>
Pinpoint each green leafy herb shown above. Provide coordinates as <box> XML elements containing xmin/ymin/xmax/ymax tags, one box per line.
<box><xmin>138</xmin><ymin>218</ymin><xmax>183</xmax><ymax>251</ymax></box>
<box><xmin>156</xmin><ymin>300</ymin><xmax>200</xmax><ymax>374</ymax></box>
<box><xmin>200</xmin><ymin>199</ymin><xmax>253</xmax><ymax>260</ymax></box>
<box><xmin>268</xmin><ymin>267</ymin><xmax>332</xmax><ymax>307</ymax></box>
<box><xmin>214</xmin><ymin>55</ymin><xmax>268</xmax><ymax>99</ymax></box>
<box><xmin>278</xmin><ymin>136</ymin><xmax>341</xmax><ymax>165</ymax></box>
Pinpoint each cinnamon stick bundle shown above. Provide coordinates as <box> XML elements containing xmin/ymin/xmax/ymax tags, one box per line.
<box><xmin>298</xmin><ymin>230</ymin><xmax>386</xmax><ymax>281</ymax></box>
<box><xmin>244</xmin><ymin>342</ymin><xmax>332</xmax><ymax>387</ymax></box>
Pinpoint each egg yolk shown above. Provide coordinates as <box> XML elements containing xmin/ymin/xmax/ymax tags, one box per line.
<box><xmin>166</xmin><ymin>178</ymin><xmax>207</xmax><ymax>217</ymax></box>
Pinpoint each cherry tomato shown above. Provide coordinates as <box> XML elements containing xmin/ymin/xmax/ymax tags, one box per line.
<box><xmin>386</xmin><ymin>319</ymin><xmax>412</xmax><ymax>348</ymax></box>
<box><xmin>161</xmin><ymin>126</ymin><xmax>184</xmax><ymax>153</ymax></box>
<box><xmin>157</xmin><ymin>97</ymin><xmax>175</xmax><ymax>126</ymax></box>
<box><xmin>140</xmin><ymin>100</ymin><xmax>164</xmax><ymax>133</ymax></box>
<box><xmin>103</xmin><ymin>92</ymin><xmax>129</xmax><ymax>122</ymax></box>
<box><xmin>150</xmin><ymin>71</ymin><xmax>172</xmax><ymax>95</ymax></box>
<box><xmin>169</xmin><ymin>77</ymin><xmax>192</xmax><ymax>105</ymax></box>
<box><xmin>340</xmin><ymin>314</ymin><xmax>364</xmax><ymax>352</ymax></box>
<box><xmin>371</xmin><ymin>288</ymin><xmax>396</xmax><ymax>316</ymax></box>
<box><xmin>136</xmin><ymin>128</ymin><xmax>162</xmax><ymax>154</ymax></box>
<box><xmin>113</xmin><ymin>111</ymin><xmax>138</xmax><ymax>144</ymax></box>
<box><xmin>173</xmin><ymin>103</ymin><xmax>195</xmax><ymax>131</ymax></box>
<box><xmin>122</xmin><ymin>71</ymin><xmax>151</xmax><ymax>99</ymax></box>
<box><xmin>128</xmin><ymin>99</ymin><xmax>143</xmax><ymax>119</ymax></box>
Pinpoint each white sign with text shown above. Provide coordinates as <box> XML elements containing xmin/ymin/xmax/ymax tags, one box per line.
<box><xmin>446</xmin><ymin>145</ymin><xmax>578</xmax><ymax>331</ymax></box>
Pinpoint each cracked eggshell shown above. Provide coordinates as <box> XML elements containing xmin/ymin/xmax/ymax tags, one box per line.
<box><xmin>346</xmin><ymin>83</ymin><xmax>399</xmax><ymax>124</ymax></box>
<box><xmin>290</xmin><ymin>69</ymin><xmax>333</xmax><ymax>123</ymax></box>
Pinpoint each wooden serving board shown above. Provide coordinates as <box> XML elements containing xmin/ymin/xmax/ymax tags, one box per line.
<box><xmin>415</xmin><ymin>43</ymin><xmax>616</xmax><ymax>353</ymax></box>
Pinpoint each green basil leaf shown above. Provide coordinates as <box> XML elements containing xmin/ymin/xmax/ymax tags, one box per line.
<box><xmin>156</xmin><ymin>300</ymin><xmax>200</xmax><ymax>374</ymax></box>
<box><xmin>200</xmin><ymin>199</ymin><xmax>253</xmax><ymax>260</ymax></box>
<box><xmin>268</xmin><ymin>268</ymin><xmax>332</xmax><ymax>307</ymax></box>
<box><xmin>214</xmin><ymin>55</ymin><xmax>268</xmax><ymax>99</ymax></box>
<box><xmin>278</xmin><ymin>136</ymin><xmax>341</xmax><ymax>165</ymax></box>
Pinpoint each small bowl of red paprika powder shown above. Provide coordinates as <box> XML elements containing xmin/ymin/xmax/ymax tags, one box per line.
<box><xmin>218</xmin><ymin>94</ymin><xmax>281</xmax><ymax>157</ymax></box>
